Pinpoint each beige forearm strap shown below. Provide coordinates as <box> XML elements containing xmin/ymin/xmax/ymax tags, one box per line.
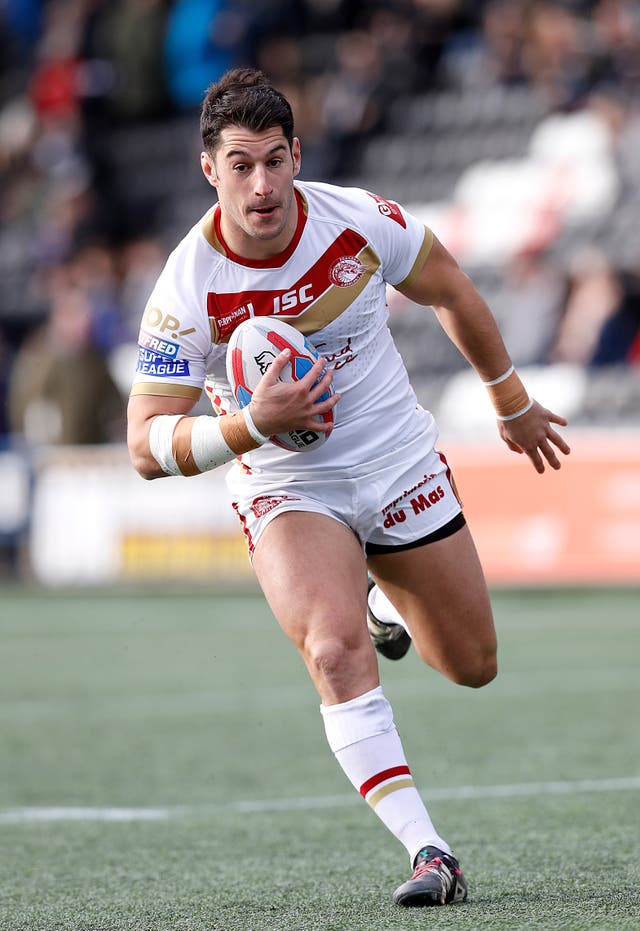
<box><xmin>483</xmin><ymin>367</ymin><xmax>532</xmax><ymax>421</ymax></box>
<box><xmin>219</xmin><ymin>410</ymin><xmax>263</xmax><ymax>456</ymax></box>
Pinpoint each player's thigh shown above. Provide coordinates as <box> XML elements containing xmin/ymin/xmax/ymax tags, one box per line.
<box><xmin>252</xmin><ymin>510</ymin><xmax>378</xmax><ymax>702</ymax></box>
<box><xmin>367</xmin><ymin>522</ymin><xmax>497</xmax><ymax>687</ymax></box>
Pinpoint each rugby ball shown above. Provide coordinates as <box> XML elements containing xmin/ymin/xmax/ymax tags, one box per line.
<box><xmin>226</xmin><ymin>316</ymin><xmax>334</xmax><ymax>452</ymax></box>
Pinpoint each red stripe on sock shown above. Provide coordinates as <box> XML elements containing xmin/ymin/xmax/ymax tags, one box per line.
<box><xmin>359</xmin><ymin>765</ymin><xmax>411</xmax><ymax>798</ymax></box>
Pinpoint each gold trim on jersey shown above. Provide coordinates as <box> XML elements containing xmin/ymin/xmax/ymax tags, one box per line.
<box><xmin>130</xmin><ymin>382</ymin><xmax>203</xmax><ymax>400</ymax></box>
<box><xmin>396</xmin><ymin>226</ymin><xmax>434</xmax><ymax>292</ymax></box>
<box><xmin>287</xmin><ymin>245</ymin><xmax>380</xmax><ymax>336</ymax></box>
<box><xmin>201</xmin><ymin>207</ymin><xmax>228</xmax><ymax>257</ymax></box>
<box><xmin>296</xmin><ymin>185</ymin><xmax>309</xmax><ymax>215</ymax></box>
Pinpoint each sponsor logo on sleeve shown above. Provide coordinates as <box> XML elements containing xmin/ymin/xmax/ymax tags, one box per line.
<box><xmin>142</xmin><ymin>307</ymin><xmax>196</xmax><ymax>338</ymax></box>
<box><xmin>138</xmin><ymin>330</ymin><xmax>179</xmax><ymax>359</ymax></box>
<box><xmin>136</xmin><ymin>347</ymin><xmax>191</xmax><ymax>377</ymax></box>
<box><xmin>366</xmin><ymin>192</ymin><xmax>407</xmax><ymax>229</ymax></box>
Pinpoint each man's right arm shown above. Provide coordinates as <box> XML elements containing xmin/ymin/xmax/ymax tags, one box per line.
<box><xmin>127</xmin><ymin>350</ymin><xmax>338</xmax><ymax>480</ymax></box>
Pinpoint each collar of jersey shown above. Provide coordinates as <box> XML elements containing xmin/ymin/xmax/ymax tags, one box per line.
<box><xmin>213</xmin><ymin>187</ymin><xmax>307</xmax><ymax>268</ymax></box>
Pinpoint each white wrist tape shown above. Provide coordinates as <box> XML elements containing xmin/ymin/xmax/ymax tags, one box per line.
<box><xmin>148</xmin><ymin>414</ymin><xmax>184</xmax><ymax>476</ymax></box>
<box><xmin>483</xmin><ymin>364</ymin><xmax>514</xmax><ymax>386</ymax></box>
<box><xmin>190</xmin><ymin>415</ymin><xmax>236</xmax><ymax>471</ymax></box>
<box><xmin>243</xmin><ymin>406</ymin><xmax>270</xmax><ymax>445</ymax></box>
<box><xmin>496</xmin><ymin>397</ymin><xmax>535</xmax><ymax>421</ymax></box>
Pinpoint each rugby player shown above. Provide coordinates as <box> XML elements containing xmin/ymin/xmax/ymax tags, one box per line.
<box><xmin>127</xmin><ymin>68</ymin><xmax>570</xmax><ymax>908</ymax></box>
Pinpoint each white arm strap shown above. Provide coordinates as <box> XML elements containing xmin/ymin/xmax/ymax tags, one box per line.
<box><xmin>148</xmin><ymin>414</ymin><xmax>184</xmax><ymax>476</ymax></box>
<box><xmin>190</xmin><ymin>415</ymin><xmax>236</xmax><ymax>471</ymax></box>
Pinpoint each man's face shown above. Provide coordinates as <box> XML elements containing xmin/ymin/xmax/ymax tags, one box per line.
<box><xmin>201</xmin><ymin>125</ymin><xmax>301</xmax><ymax>259</ymax></box>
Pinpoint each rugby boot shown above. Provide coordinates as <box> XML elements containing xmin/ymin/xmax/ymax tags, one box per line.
<box><xmin>392</xmin><ymin>845</ymin><xmax>468</xmax><ymax>907</ymax></box>
<box><xmin>366</xmin><ymin>581</ymin><xmax>411</xmax><ymax>660</ymax></box>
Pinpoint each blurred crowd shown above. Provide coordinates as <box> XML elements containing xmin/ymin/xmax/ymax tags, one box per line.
<box><xmin>1</xmin><ymin>0</ymin><xmax>639</xmax><ymax>446</ymax></box>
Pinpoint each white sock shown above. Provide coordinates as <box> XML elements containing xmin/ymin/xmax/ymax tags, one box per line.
<box><xmin>369</xmin><ymin>584</ymin><xmax>410</xmax><ymax>634</ymax></box>
<box><xmin>321</xmin><ymin>685</ymin><xmax>451</xmax><ymax>864</ymax></box>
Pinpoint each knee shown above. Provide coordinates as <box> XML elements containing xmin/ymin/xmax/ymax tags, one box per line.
<box><xmin>453</xmin><ymin>650</ymin><xmax>498</xmax><ymax>689</ymax></box>
<box><xmin>415</xmin><ymin>640</ymin><xmax>497</xmax><ymax>689</ymax></box>
<box><xmin>304</xmin><ymin>634</ymin><xmax>352</xmax><ymax>683</ymax></box>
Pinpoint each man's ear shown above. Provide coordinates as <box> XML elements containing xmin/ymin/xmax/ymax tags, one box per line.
<box><xmin>292</xmin><ymin>137</ymin><xmax>301</xmax><ymax>178</ymax></box>
<box><xmin>201</xmin><ymin>152</ymin><xmax>218</xmax><ymax>188</ymax></box>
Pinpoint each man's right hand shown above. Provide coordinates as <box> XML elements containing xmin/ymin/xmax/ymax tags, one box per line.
<box><xmin>249</xmin><ymin>349</ymin><xmax>339</xmax><ymax>438</ymax></box>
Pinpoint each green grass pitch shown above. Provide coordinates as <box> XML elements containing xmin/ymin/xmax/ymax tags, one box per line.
<box><xmin>1</xmin><ymin>586</ymin><xmax>639</xmax><ymax>930</ymax></box>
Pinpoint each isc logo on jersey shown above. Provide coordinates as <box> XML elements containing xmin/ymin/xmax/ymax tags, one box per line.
<box><xmin>272</xmin><ymin>283</ymin><xmax>314</xmax><ymax>314</ymax></box>
<box><xmin>225</xmin><ymin>317</ymin><xmax>334</xmax><ymax>453</ymax></box>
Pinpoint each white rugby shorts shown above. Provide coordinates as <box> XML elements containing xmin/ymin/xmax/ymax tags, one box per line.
<box><xmin>226</xmin><ymin>430</ymin><xmax>463</xmax><ymax>558</ymax></box>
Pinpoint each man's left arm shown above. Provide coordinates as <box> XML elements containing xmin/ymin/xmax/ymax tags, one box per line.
<box><xmin>397</xmin><ymin>233</ymin><xmax>571</xmax><ymax>473</ymax></box>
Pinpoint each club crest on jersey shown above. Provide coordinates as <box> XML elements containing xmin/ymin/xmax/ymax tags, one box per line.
<box><xmin>329</xmin><ymin>256</ymin><xmax>369</xmax><ymax>288</ymax></box>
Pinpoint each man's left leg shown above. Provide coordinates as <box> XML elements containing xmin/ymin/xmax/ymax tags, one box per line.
<box><xmin>365</xmin><ymin>518</ymin><xmax>497</xmax><ymax>904</ymax></box>
<box><xmin>251</xmin><ymin>510</ymin><xmax>464</xmax><ymax>906</ymax></box>
<box><xmin>367</xmin><ymin>518</ymin><xmax>497</xmax><ymax>688</ymax></box>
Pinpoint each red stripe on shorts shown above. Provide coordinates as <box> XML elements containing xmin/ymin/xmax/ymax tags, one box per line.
<box><xmin>232</xmin><ymin>501</ymin><xmax>254</xmax><ymax>554</ymax></box>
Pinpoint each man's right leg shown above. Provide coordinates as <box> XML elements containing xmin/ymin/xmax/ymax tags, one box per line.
<box><xmin>251</xmin><ymin>510</ymin><xmax>462</xmax><ymax>905</ymax></box>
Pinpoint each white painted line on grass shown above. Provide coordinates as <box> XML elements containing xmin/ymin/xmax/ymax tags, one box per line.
<box><xmin>2</xmin><ymin>776</ymin><xmax>639</xmax><ymax>824</ymax></box>
<box><xmin>0</xmin><ymin>807</ymin><xmax>172</xmax><ymax>824</ymax></box>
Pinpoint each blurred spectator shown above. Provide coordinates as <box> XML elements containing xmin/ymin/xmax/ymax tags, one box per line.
<box><xmin>1</xmin><ymin>0</ymin><xmax>43</xmax><ymax>55</ymax></box>
<box><xmin>318</xmin><ymin>29</ymin><xmax>384</xmax><ymax>175</ymax></box>
<box><xmin>591</xmin><ymin>264</ymin><xmax>640</xmax><ymax>366</ymax></box>
<box><xmin>164</xmin><ymin>0</ymin><xmax>242</xmax><ymax>109</ymax></box>
<box><xmin>548</xmin><ymin>248</ymin><xmax>622</xmax><ymax>365</ymax></box>
<box><xmin>442</xmin><ymin>0</ymin><xmax>528</xmax><ymax>89</ymax></box>
<box><xmin>522</xmin><ymin>2</ymin><xmax>590</xmax><ymax>108</ymax></box>
<box><xmin>88</xmin><ymin>0</ymin><xmax>170</xmax><ymax>122</ymax></box>
<box><xmin>0</xmin><ymin>327</ymin><xmax>12</xmax><ymax>436</ymax></box>
<box><xmin>255</xmin><ymin>35</ymin><xmax>302</xmax><ymax>87</ymax></box>
<box><xmin>412</xmin><ymin>0</ymin><xmax>468</xmax><ymax>89</ymax></box>
<box><xmin>489</xmin><ymin>252</ymin><xmax>565</xmax><ymax>366</ymax></box>
<box><xmin>117</xmin><ymin>236</ymin><xmax>167</xmax><ymax>337</ymax></box>
<box><xmin>364</xmin><ymin>7</ymin><xmax>421</xmax><ymax>101</ymax></box>
<box><xmin>589</xmin><ymin>0</ymin><xmax>640</xmax><ymax>98</ymax></box>
<box><xmin>7</xmin><ymin>279</ymin><xmax>125</xmax><ymax>445</ymax></box>
<box><xmin>65</xmin><ymin>243</ymin><xmax>130</xmax><ymax>350</ymax></box>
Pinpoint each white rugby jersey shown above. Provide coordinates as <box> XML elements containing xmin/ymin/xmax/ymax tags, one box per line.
<box><xmin>132</xmin><ymin>181</ymin><xmax>438</xmax><ymax>473</ymax></box>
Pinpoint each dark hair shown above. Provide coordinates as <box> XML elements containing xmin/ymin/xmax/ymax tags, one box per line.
<box><xmin>200</xmin><ymin>68</ymin><xmax>294</xmax><ymax>154</ymax></box>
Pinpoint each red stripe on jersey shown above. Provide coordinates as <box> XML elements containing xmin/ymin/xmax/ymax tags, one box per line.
<box><xmin>359</xmin><ymin>765</ymin><xmax>411</xmax><ymax>798</ymax></box>
<box><xmin>207</xmin><ymin>227</ymin><xmax>369</xmax><ymax>341</ymax></box>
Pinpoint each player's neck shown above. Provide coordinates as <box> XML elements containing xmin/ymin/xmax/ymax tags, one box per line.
<box><xmin>220</xmin><ymin>219</ymin><xmax>295</xmax><ymax>261</ymax></box>
<box><xmin>215</xmin><ymin>189</ymin><xmax>306</xmax><ymax>267</ymax></box>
